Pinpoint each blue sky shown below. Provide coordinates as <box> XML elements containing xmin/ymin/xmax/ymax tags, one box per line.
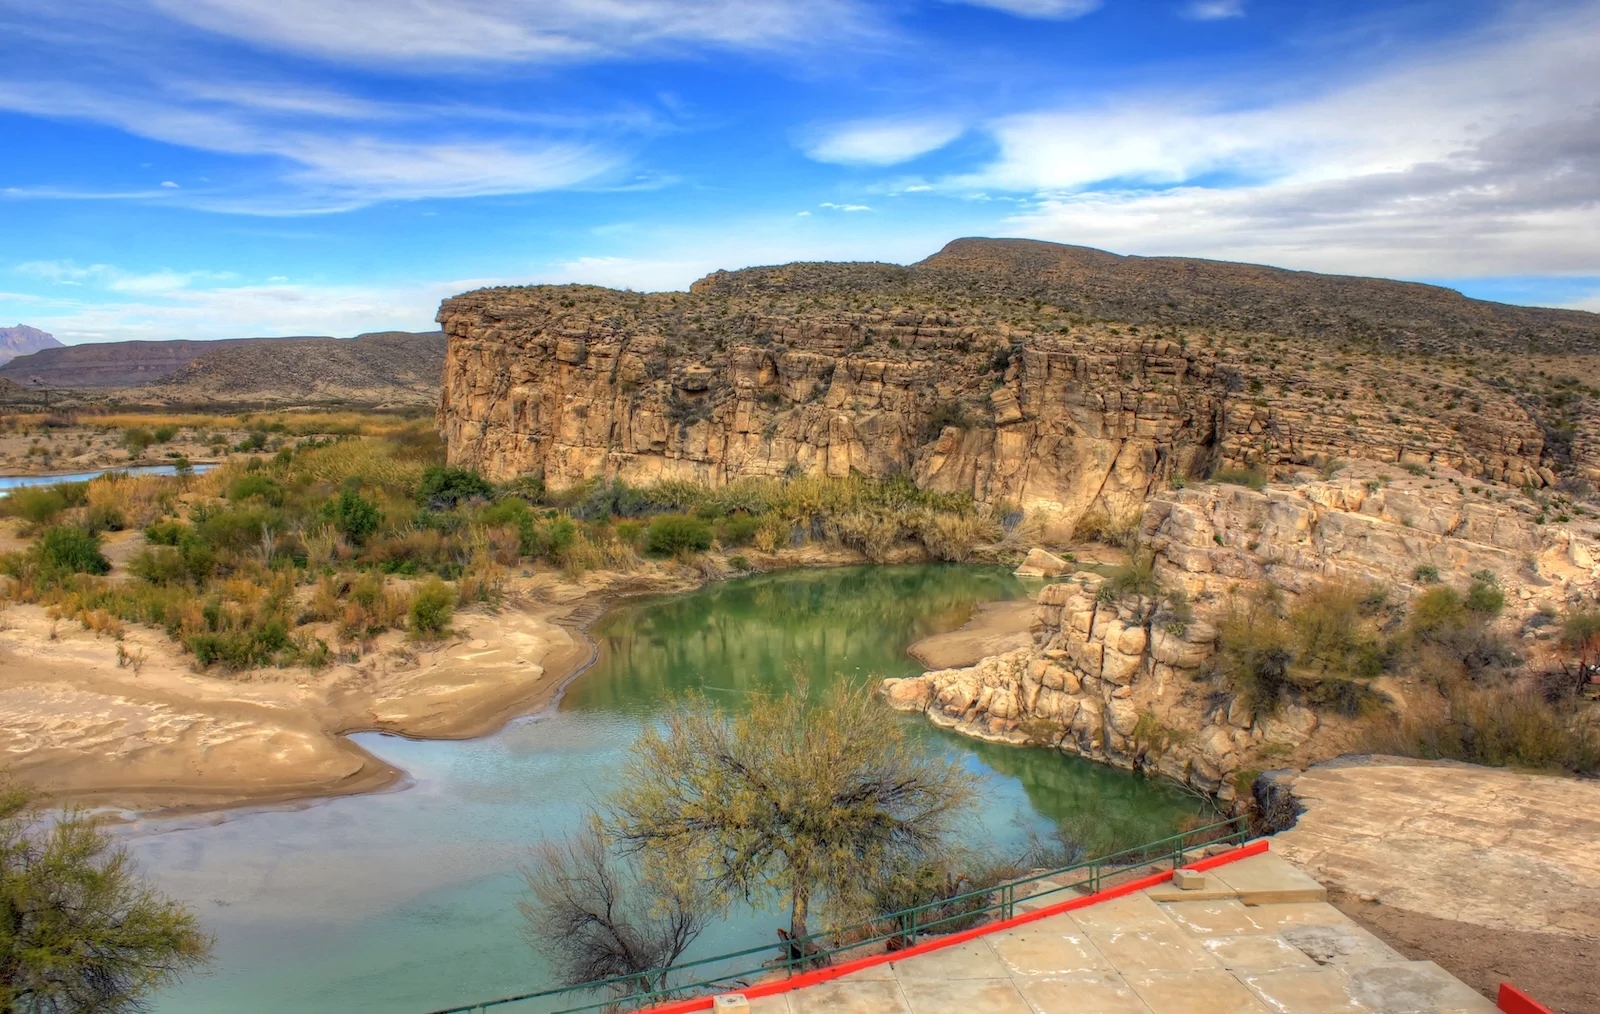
<box><xmin>2</xmin><ymin>0</ymin><xmax>1597</xmax><ymax>343</ymax></box>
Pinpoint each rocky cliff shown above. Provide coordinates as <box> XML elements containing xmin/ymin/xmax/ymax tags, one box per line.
<box><xmin>438</xmin><ymin>239</ymin><xmax>1600</xmax><ymax>539</ymax></box>
<box><xmin>881</xmin><ymin>458</ymin><xmax>1600</xmax><ymax>798</ymax></box>
<box><xmin>0</xmin><ymin>335</ymin><xmax>330</xmax><ymax>388</ymax></box>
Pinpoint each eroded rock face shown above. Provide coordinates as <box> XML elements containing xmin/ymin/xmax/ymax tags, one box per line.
<box><xmin>437</xmin><ymin>254</ymin><xmax>1568</xmax><ymax>539</ymax></box>
<box><xmin>882</xmin><ymin>459</ymin><xmax>1600</xmax><ymax>797</ymax></box>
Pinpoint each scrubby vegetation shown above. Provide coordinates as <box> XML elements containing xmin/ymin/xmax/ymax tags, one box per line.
<box><xmin>0</xmin><ymin>419</ymin><xmax>1014</xmax><ymax>675</ymax></box>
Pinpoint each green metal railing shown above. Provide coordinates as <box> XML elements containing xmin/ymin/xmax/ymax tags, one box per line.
<box><xmin>424</xmin><ymin>814</ymin><xmax>1249</xmax><ymax>1014</ymax></box>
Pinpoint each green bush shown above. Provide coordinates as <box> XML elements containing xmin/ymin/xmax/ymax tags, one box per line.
<box><xmin>1370</xmin><ymin>686</ymin><xmax>1599</xmax><ymax>775</ymax></box>
<box><xmin>153</xmin><ymin>424</ymin><xmax>179</xmax><ymax>443</ymax></box>
<box><xmin>1465</xmin><ymin>579</ymin><xmax>1504</xmax><ymax>616</ymax></box>
<box><xmin>84</xmin><ymin>502</ymin><xmax>126</xmax><ymax>534</ymax></box>
<box><xmin>4</xmin><ymin>486</ymin><xmax>68</xmax><ymax>525</ymax></box>
<box><xmin>517</xmin><ymin>514</ymin><xmax>577</xmax><ymax>560</ymax></box>
<box><xmin>122</xmin><ymin>427</ymin><xmax>155</xmax><ymax>454</ymax></box>
<box><xmin>187</xmin><ymin>618</ymin><xmax>289</xmax><ymax>670</ymax></box>
<box><xmin>409</xmin><ymin>578</ymin><xmax>455</xmax><ymax>636</ymax></box>
<box><xmin>326</xmin><ymin>487</ymin><xmax>382</xmax><ymax>544</ymax></box>
<box><xmin>38</xmin><ymin>526</ymin><xmax>110</xmax><ymax>575</ymax></box>
<box><xmin>715</xmin><ymin>513</ymin><xmax>762</xmax><ymax>547</ymax></box>
<box><xmin>1212</xmin><ymin>466</ymin><xmax>1267</xmax><ymax>491</ymax></box>
<box><xmin>645</xmin><ymin>515</ymin><xmax>712</xmax><ymax>556</ymax></box>
<box><xmin>416</xmin><ymin>465</ymin><xmax>492</xmax><ymax>510</ymax></box>
<box><xmin>228</xmin><ymin>474</ymin><xmax>285</xmax><ymax>505</ymax></box>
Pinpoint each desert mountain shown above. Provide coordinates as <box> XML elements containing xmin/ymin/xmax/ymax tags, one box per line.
<box><xmin>0</xmin><ymin>335</ymin><xmax>332</xmax><ymax>388</ymax></box>
<box><xmin>437</xmin><ymin>236</ymin><xmax>1600</xmax><ymax>521</ymax></box>
<box><xmin>0</xmin><ymin>325</ymin><xmax>64</xmax><ymax>366</ymax></box>
<box><xmin>151</xmin><ymin>330</ymin><xmax>446</xmax><ymax>407</ymax></box>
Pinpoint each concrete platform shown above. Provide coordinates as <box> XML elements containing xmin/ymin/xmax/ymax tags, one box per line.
<box><xmin>737</xmin><ymin>851</ymin><xmax>1495</xmax><ymax>1014</ymax></box>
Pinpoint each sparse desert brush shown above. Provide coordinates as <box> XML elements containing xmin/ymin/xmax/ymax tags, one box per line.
<box><xmin>286</xmin><ymin>438</ymin><xmax>426</xmax><ymax>492</ymax></box>
<box><xmin>456</xmin><ymin>552</ymin><xmax>507</xmax><ymax>606</ymax></box>
<box><xmin>1364</xmin><ymin>683</ymin><xmax>1599</xmax><ymax>775</ymax></box>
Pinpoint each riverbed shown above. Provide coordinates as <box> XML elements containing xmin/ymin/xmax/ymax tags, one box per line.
<box><xmin>126</xmin><ymin>565</ymin><xmax>1201</xmax><ymax>1013</ymax></box>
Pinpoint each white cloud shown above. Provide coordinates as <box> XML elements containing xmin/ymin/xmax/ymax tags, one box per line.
<box><xmin>958</xmin><ymin>3</ymin><xmax>1600</xmax><ymax>277</ymax></box>
<box><xmin>820</xmin><ymin>202</ymin><xmax>872</xmax><ymax>212</ymax></box>
<box><xmin>160</xmin><ymin>180</ymin><xmax>180</xmax><ymax>188</ymax></box>
<box><xmin>1184</xmin><ymin>0</ymin><xmax>1243</xmax><ymax>20</ymax></box>
<box><xmin>948</xmin><ymin>0</ymin><xmax>1101</xmax><ymax>19</ymax></box>
<box><xmin>146</xmin><ymin>0</ymin><xmax>872</xmax><ymax>65</ymax></box>
<box><xmin>803</xmin><ymin>118</ymin><xmax>965</xmax><ymax>166</ymax></box>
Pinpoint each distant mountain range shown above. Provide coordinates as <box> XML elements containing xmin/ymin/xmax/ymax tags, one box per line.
<box><xmin>0</xmin><ymin>325</ymin><xmax>64</xmax><ymax>366</ymax></box>
<box><xmin>0</xmin><ymin>330</ymin><xmax>446</xmax><ymax>409</ymax></box>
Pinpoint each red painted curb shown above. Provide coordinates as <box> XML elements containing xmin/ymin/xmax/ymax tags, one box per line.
<box><xmin>1497</xmin><ymin>983</ymin><xmax>1555</xmax><ymax>1014</ymax></box>
<box><xmin>645</xmin><ymin>838</ymin><xmax>1271</xmax><ymax>1012</ymax></box>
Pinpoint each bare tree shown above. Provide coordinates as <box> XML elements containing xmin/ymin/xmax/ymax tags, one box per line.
<box><xmin>519</xmin><ymin>818</ymin><xmax>706</xmax><ymax>999</ymax></box>
<box><xmin>606</xmin><ymin>679</ymin><xmax>979</xmax><ymax>944</ymax></box>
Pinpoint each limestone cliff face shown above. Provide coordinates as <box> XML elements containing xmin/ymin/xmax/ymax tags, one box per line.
<box><xmin>438</xmin><ymin>243</ymin><xmax>1570</xmax><ymax>534</ymax></box>
<box><xmin>881</xmin><ymin>459</ymin><xmax>1600</xmax><ymax>798</ymax></box>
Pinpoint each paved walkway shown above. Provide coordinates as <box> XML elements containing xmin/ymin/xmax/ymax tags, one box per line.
<box><xmin>739</xmin><ymin>851</ymin><xmax>1495</xmax><ymax>1014</ymax></box>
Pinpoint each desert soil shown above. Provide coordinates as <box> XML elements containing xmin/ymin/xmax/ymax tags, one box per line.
<box><xmin>1272</xmin><ymin>756</ymin><xmax>1600</xmax><ymax>1014</ymax></box>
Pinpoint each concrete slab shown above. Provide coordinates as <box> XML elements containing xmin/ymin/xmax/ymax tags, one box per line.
<box><xmin>1241</xmin><ymin>966</ymin><xmax>1378</xmax><ymax>1014</ymax></box>
<box><xmin>1068</xmin><ymin>892</ymin><xmax>1181</xmax><ymax>933</ymax></box>
<box><xmin>746</xmin><ymin>994</ymin><xmax>793</xmax><ymax>1014</ymax></box>
<box><xmin>899</xmin><ymin>977</ymin><xmax>1033</xmax><ymax>1014</ymax></box>
<box><xmin>1242</xmin><ymin>902</ymin><xmax>1360</xmax><ymax>934</ymax></box>
<box><xmin>1278</xmin><ymin>923</ymin><xmax>1406</xmax><ymax>968</ymax></box>
<box><xmin>1199</xmin><ymin>934</ymin><xmax>1320</xmax><ymax>973</ymax></box>
<box><xmin>836</xmin><ymin>962</ymin><xmax>901</xmax><ymax>981</ymax></box>
<box><xmin>989</xmin><ymin>918</ymin><xmax>1115</xmax><ymax>976</ymax></box>
<box><xmin>1012</xmin><ymin>972</ymin><xmax>1154</xmax><ymax>1014</ymax></box>
<box><xmin>1343</xmin><ymin>961</ymin><xmax>1499</xmax><ymax>1014</ymax></box>
<box><xmin>783</xmin><ymin>979</ymin><xmax>910</xmax><ymax>1014</ymax></box>
<box><xmin>1073</xmin><ymin>920</ymin><xmax>1219</xmax><ymax>976</ymax></box>
<box><xmin>1128</xmin><ymin>969</ymin><xmax>1274</xmax><ymax>1014</ymax></box>
<box><xmin>1144</xmin><ymin>874</ymin><xmax>1239</xmax><ymax>904</ymax></box>
<box><xmin>1213</xmin><ymin>853</ymin><xmax>1329</xmax><ymax>905</ymax></box>
<box><xmin>1159</xmin><ymin>898</ymin><xmax>1270</xmax><ymax>936</ymax></box>
<box><xmin>891</xmin><ymin>939</ymin><xmax>1009</xmax><ymax>980</ymax></box>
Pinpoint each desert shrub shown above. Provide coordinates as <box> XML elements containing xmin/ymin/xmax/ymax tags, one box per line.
<box><xmin>38</xmin><ymin>526</ymin><xmax>110</xmax><ymax>576</ymax></box>
<box><xmin>1212</xmin><ymin>466</ymin><xmax>1267</xmax><ymax>491</ymax></box>
<box><xmin>1071</xmin><ymin>508</ymin><xmax>1141</xmax><ymax>549</ymax></box>
<box><xmin>920</xmin><ymin>400</ymin><xmax>970</xmax><ymax>441</ymax></box>
<box><xmin>122</xmin><ymin>427</ymin><xmax>155</xmax><ymax>454</ymax></box>
<box><xmin>3</xmin><ymin>486</ymin><xmax>68</xmax><ymax>525</ymax></box>
<box><xmin>1212</xmin><ymin>583</ymin><xmax>1391</xmax><ymax>719</ymax></box>
<box><xmin>614</xmin><ymin>519</ymin><xmax>647</xmax><ymax>549</ymax></box>
<box><xmin>1464</xmin><ymin>578</ymin><xmax>1504</xmax><ymax>616</ymax></box>
<box><xmin>715</xmin><ymin>513</ymin><xmax>762</xmax><ymax>547</ymax></box>
<box><xmin>325</xmin><ymin>487</ymin><xmax>383</xmax><ymax>545</ymax></box>
<box><xmin>187</xmin><ymin>619</ymin><xmax>289</xmax><ymax>670</ymax></box>
<box><xmin>227</xmin><ymin>474</ymin><xmax>285</xmax><ymax>505</ymax></box>
<box><xmin>409</xmin><ymin>578</ymin><xmax>455</xmax><ymax>636</ymax></box>
<box><xmin>153</xmin><ymin>424</ymin><xmax>179</xmax><ymax>443</ymax></box>
<box><xmin>195</xmin><ymin>504</ymin><xmax>283</xmax><ymax>556</ymax></box>
<box><xmin>416</xmin><ymin>465</ymin><xmax>492</xmax><ymax>510</ymax></box>
<box><xmin>518</xmin><ymin>514</ymin><xmax>577</xmax><ymax>560</ymax></box>
<box><xmin>1367</xmin><ymin>685</ymin><xmax>1599</xmax><ymax>775</ymax></box>
<box><xmin>569</xmin><ymin>477</ymin><xmax>651</xmax><ymax>521</ymax></box>
<box><xmin>1096</xmin><ymin>550</ymin><xmax>1161</xmax><ymax>603</ymax></box>
<box><xmin>645</xmin><ymin>515</ymin><xmax>712</xmax><ymax>556</ymax></box>
<box><xmin>83</xmin><ymin>502</ymin><xmax>126</xmax><ymax>534</ymax></box>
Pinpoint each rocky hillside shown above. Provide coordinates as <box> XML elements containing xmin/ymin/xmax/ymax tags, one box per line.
<box><xmin>437</xmin><ymin>238</ymin><xmax>1600</xmax><ymax>539</ymax></box>
<box><xmin>150</xmin><ymin>330</ymin><xmax>445</xmax><ymax>408</ymax></box>
<box><xmin>0</xmin><ymin>325</ymin><xmax>62</xmax><ymax>366</ymax></box>
<box><xmin>0</xmin><ymin>335</ymin><xmax>329</xmax><ymax>388</ymax></box>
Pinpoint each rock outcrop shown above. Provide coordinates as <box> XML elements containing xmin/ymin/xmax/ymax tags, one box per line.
<box><xmin>883</xmin><ymin>458</ymin><xmax>1600</xmax><ymax>797</ymax></box>
<box><xmin>438</xmin><ymin>239</ymin><xmax>1597</xmax><ymax>539</ymax></box>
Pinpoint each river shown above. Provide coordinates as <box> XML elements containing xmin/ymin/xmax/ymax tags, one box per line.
<box><xmin>0</xmin><ymin>462</ymin><xmax>217</xmax><ymax>494</ymax></box>
<box><xmin>127</xmin><ymin>564</ymin><xmax>1201</xmax><ymax>1013</ymax></box>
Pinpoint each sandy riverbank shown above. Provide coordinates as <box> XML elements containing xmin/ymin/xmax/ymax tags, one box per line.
<box><xmin>0</xmin><ymin>545</ymin><xmax>882</xmax><ymax>814</ymax></box>
<box><xmin>906</xmin><ymin>597</ymin><xmax>1036</xmax><ymax>669</ymax></box>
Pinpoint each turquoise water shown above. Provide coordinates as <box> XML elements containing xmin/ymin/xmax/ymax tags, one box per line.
<box><xmin>130</xmin><ymin>565</ymin><xmax>1200</xmax><ymax>1013</ymax></box>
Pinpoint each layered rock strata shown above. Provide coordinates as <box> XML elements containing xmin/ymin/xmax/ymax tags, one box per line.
<box><xmin>438</xmin><ymin>241</ymin><xmax>1590</xmax><ymax>540</ymax></box>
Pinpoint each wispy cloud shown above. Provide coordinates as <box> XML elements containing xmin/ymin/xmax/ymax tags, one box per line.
<box><xmin>820</xmin><ymin>202</ymin><xmax>873</xmax><ymax>212</ymax></box>
<box><xmin>146</xmin><ymin>0</ymin><xmax>874</xmax><ymax>65</ymax></box>
<box><xmin>1184</xmin><ymin>0</ymin><xmax>1244</xmax><ymax>20</ymax></box>
<box><xmin>947</xmin><ymin>0</ymin><xmax>1101</xmax><ymax>19</ymax></box>
<box><xmin>803</xmin><ymin>119</ymin><xmax>966</xmax><ymax>166</ymax></box>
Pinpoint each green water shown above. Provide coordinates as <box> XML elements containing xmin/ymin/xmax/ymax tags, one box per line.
<box><xmin>132</xmin><ymin>564</ymin><xmax>1200</xmax><ymax>1013</ymax></box>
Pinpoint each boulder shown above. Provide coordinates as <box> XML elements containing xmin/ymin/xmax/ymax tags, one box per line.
<box><xmin>1015</xmin><ymin>547</ymin><xmax>1070</xmax><ymax>579</ymax></box>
